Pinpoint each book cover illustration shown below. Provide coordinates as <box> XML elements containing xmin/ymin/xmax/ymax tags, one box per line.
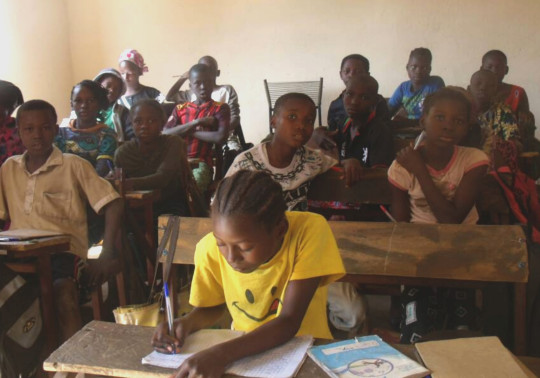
<box><xmin>308</xmin><ymin>335</ymin><xmax>429</xmax><ymax>378</ymax></box>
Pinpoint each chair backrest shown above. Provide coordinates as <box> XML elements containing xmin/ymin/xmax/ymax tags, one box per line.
<box><xmin>264</xmin><ymin>78</ymin><xmax>323</xmax><ymax>131</ymax></box>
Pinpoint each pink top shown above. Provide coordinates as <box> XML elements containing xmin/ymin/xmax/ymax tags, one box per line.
<box><xmin>388</xmin><ymin>146</ymin><xmax>489</xmax><ymax>224</ymax></box>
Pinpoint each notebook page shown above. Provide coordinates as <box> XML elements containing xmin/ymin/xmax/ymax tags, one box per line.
<box><xmin>227</xmin><ymin>335</ymin><xmax>313</xmax><ymax>378</ymax></box>
<box><xmin>143</xmin><ymin>331</ymin><xmax>313</xmax><ymax>378</ymax></box>
<box><xmin>142</xmin><ymin>329</ymin><xmax>244</xmax><ymax>368</ymax></box>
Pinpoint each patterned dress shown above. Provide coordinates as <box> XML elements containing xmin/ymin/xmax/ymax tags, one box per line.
<box><xmin>0</xmin><ymin>116</ymin><xmax>24</xmax><ymax>165</ymax></box>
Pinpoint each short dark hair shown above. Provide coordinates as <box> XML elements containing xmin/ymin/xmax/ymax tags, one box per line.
<box><xmin>16</xmin><ymin>99</ymin><xmax>58</xmax><ymax>125</ymax></box>
<box><xmin>198</xmin><ymin>56</ymin><xmax>218</xmax><ymax>71</ymax></box>
<box><xmin>71</xmin><ymin>80</ymin><xmax>109</xmax><ymax>110</ymax></box>
<box><xmin>482</xmin><ymin>50</ymin><xmax>507</xmax><ymax>64</ymax></box>
<box><xmin>409</xmin><ymin>47</ymin><xmax>432</xmax><ymax>63</ymax></box>
<box><xmin>189</xmin><ymin>63</ymin><xmax>211</xmax><ymax>77</ymax></box>
<box><xmin>130</xmin><ymin>99</ymin><xmax>166</xmax><ymax>122</ymax></box>
<box><xmin>340</xmin><ymin>54</ymin><xmax>370</xmax><ymax>72</ymax></box>
<box><xmin>213</xmin><ymin>170</ymin><xmax>287</xmax><ymax>231</ymax></box>
<box><xmin>273</xmin><ymin>92</ymin><xmax>316</xmax><ymax>115</ymax></box>
<box><xmin>422</xmin><ymin>87</ymin><xmax>471</xmax><ymax>120</ymax></box>
<box><xmin>346</xmin><ymin>75</ymin><xmax>379</xmax><ymax>93</ymax></box>
<box><xmin>0</xmin><ymin>81</ymin><xmax>24</xmax><ymax>114</ymax></box>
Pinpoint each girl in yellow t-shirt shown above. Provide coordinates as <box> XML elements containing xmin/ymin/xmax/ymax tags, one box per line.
<box><xmin>152</xmin><ymin>170</ymin><xmax>345</xmax><ymax>377</ymax></box>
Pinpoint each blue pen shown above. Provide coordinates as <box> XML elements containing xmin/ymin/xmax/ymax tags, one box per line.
<box><xmin>106</xmin><ymin>160</ymin><xmax>114</xmax><ymax>173</ymax></box>
<box><xmin>163</xmin><ymin>282</ymin><xmax>175</xmax><ymax>353</ymax></box>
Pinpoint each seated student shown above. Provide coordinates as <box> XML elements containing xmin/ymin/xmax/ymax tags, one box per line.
<box><xmin>152</xmin><ymin>170</ymin><xmax>345</xmax><ymax>376</ymax></box>
<box><xmin>166</xmin><ymin>56</ymin><xmax>241</xmax><ymax>149</ymax></box>
<box><xmin>0</xmin><ymin>80</ymin><xmax>25</xmax><ymax>165</ymax></box>
<box><xmin>94</xmin><ymin>68</ymin><xmax>132</xmax><ymax>142</ymax></box>
<box><xmin>55</xmin><ymin>80</ymin><xmax>118</xmax><ymax>177</ymax></box>
<box><xmin>331</xmin><ymin>75</ymin><xmax>394</xmax><ymax>186</ymax></box>
<box><xmin>114</xmin><ymin>99</ymin><xmax>191</xmax><ymax>217</ymax></box>
<box><xmin>227</xmin><ymin>93</ymin><xmax>336</xmax><ymax>211</ymax></box>
<box><xmin>388</xmin><ymin>47</ymin><xmax>445</xmax><ymax>124</ymax></box>
<box><xmin>0</xmin><ymin>100</ymin><xmax>123</xmax><ymax>341</ymax></box>
<box><xmin>226</xmin><ymin>92</ymin><xmax>365</xmax><ymax>336</ymax></box>
<box><xmin>388</xmin><ymin>88</ymin><xmax>489</xmax><ymax>343</ymax></box>
<box><xmin>117</xmin><ymin>49</ymin><xmax>165</xmax><ymax>110</ymax></box>
<box><xmin>469</xmin><ymin>69</ymin><xmax>521</xmax><ymax>171</ymax></box>
<box><xmin>481</xmin><ymin>50</ymin><xmax>529</xmax><ymax>115</ymax></box>
<box><xmin>163</xmin><ymin>64</ymin><xmax>229</xmax><ymax>193</ymax></box>
<box><xmin>480</xmin><ymin>49</ymin><xmax>538</xmax><ymax>158</ymax></box>
<box><xmin>327</xmin><ymin>54</ymin><xmax>390</xmax><ymax>131</ymax></box>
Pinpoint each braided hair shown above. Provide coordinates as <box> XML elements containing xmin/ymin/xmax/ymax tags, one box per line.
<box><xmin>213</xmin><ymin>170</ymin><xmax>286</xmax><ymax>231</ymax></box>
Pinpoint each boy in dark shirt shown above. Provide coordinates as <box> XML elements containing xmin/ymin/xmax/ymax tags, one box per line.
<box><xmin>332</xmin><ymin>75</ymin><xmax>394</xmax><ymax>186</ymax></box>
<box><xmin>327</xmin><ymin>54</ymin><xmax>390</xmax><ymax>131</ymax></box>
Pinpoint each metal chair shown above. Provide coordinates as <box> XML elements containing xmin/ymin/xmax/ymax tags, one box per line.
<box><xmin>264</xmin><ymin>78</ymin><xmax>323</xmax><ymax>132</ymax></box>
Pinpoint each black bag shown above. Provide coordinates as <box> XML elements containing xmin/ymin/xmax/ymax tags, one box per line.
<box><xmin>0</xmin><ymin>264</ymin><xmax>44</xmax><ymax>378</ymax></box>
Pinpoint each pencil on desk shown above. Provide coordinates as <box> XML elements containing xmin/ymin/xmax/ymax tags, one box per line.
<box><xmin>379</xmin><ymin>205</ymin><xmax>397</xmax><ymax>223</ymax></box>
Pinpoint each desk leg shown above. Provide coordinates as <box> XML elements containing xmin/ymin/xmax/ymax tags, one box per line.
<box><xmin>514</xmin><ymin>282</ymin><xmax>527</xmax><ymax>355</ymax></box>
<box><xmin>37</xmin><ymin>254</ymin><xmax>58</xmax><ymax>355</ymax></box>
<box><xmin>144</xmin><ymin>204</ymin><xmax>155</xmax><ymax>284</ymax></box>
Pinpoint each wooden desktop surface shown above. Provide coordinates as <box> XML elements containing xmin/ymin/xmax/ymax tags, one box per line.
<box><xmin>44</xmin><ymin>321</ymin><xmax>540</xmax><ymax>377</ymax></box>
<box><xmin>44</xmin><ymin>321</ymin><xmax>330</xmax><ymax>378</ymax></box>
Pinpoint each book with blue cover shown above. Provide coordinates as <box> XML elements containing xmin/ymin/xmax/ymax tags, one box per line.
<box><xmin>308</xmin><ymin>335</ymin><xmax>430</xmax><ymax>378</ymax></box>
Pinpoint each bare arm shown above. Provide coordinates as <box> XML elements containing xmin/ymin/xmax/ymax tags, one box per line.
<box><xmin>397</xmin><ymin>147</ymin><xmax>487</xmax><ymax>223</ymax></box>
<box><xmin>101</xmin><ymin>198</ymin><xmax>123</xmax><ymax>257</ymax></box>
<box><xmin>161</xmin><ymin>277</ymin><xmax>320</xmax><ymax>378</ymax></box>
<box><xmin>152</xmin><ymin>304</ymin><xmax>227</xmax><ymax>353</ymax></box>
<box><xmin>391</xmin><ymin>185</ymin><xmax>411</xmax><ymax>222</ymax></box>
<box><xmin>162</xmin><ymin>115</ymin><xmax>201</xmax><ymax>136</ymax></box>
<box><xmin>165</xmin><ymin>72</ymin><xmax>189</xmax><ymax>102</ymax></box>
<box><xmin>191</xmin><ymin>105</ymin><xmax>230</xmax><ymax>145</ymax></box>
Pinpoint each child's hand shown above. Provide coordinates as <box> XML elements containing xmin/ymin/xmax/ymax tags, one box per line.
<box><xmin>173</xmin><ymin>347</ymin><xmax>228</xmax><ymax>378</ymax></box>
<box><xmin>152</xmin><ymin>318</ymin><xmax>191</xmax><ymax>354</ymax></box>
<box><xmin>341</xmin><ymin>158</ymin><xmax>362</xmax><ymax>187</ymax></box>
<box><xmin>396</xmin><ymin>146</ymin><xmax>425</xmax><ymax>175</ymax></box>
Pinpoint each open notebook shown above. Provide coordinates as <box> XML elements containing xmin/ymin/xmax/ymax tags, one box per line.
<box><xmin>0</xmin><ymin>229</ymin><xmax>65</xmax><ymax>241</ymax></box>
<box><xmin>142</xmin><ymin>329</ymin><xmax>313</xmax><ymax>378</ymax></box>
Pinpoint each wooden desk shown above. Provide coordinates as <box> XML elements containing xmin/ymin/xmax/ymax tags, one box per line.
<box><xmin>125</xmin><ymin>190</ymin><xmax>160</xmax><ymax>283</ymax></box>
<box><xmin>157</xmin><ymin>216</ymin><xmax>529</xmax><ymax>354</ymax></box>
<box><xmin>0</xmin><ymin>236</ymin><xmax>71</xmax><ymax>356</ymax></box>
<box><xmin>44</xmin><ymin>321</ymin><xmax>540</xmax><ymax>377</ymax></box>
<box><xmin>307</xmin><ymin>168</ymin><xmax>390</xmax><ymax>205</ymax></box>
<box><xmin>44</xmin><ymin>321</ymin><xmax>327</xmax><ymax>377</ymax></box>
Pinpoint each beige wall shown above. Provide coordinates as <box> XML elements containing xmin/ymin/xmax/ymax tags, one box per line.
<box><xmin>4</xmin><ymin>0</ymin><xmax>540</xmax><ymax>142</ymax></box>
<box><xmin>0</xmin><ymin>0</ymin><xmax>73</xmax><ymax>118</ymax></box>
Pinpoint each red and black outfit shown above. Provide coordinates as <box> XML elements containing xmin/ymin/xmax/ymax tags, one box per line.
<box><xmin>0</xmin><ymin>116</ymin><xmax>24</xmax><ymax>166</ymax></box>
<box><xmin>164</xmin><ymin>100</ymin><xmax>230</xmax><ymax>167</ymax></box>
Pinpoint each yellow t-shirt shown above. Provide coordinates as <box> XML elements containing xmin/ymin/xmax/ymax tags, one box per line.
<box><xmin>190</xmin><ymin>211</ymin><xmax>345</xmax><ymax>339</ymax></box>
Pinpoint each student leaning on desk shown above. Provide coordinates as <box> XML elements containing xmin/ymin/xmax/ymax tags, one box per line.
<box><xmin>152</xmin><ymin>170</ymin><xmax>345</xmax><ymax>378</ymax></box>
<box><xmin>0</xmin><ymin>100</ymin><xmax>123</xmax><ymax>343</ymax></box>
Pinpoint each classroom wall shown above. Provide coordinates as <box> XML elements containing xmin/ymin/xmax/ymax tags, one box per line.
<box><xmin>5</xmin><ymin>0</ymin><xmax>540</xmax><ymax>142</ymax></box>
<box><xmin>0</xmin><ymin>0</ymin><xmax>73</xmax><ymax>118</ymax></box>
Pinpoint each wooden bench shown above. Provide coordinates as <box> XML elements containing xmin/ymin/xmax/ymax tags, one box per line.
<box><xmin>157</xmin><ymin>216</ymin><xmax>529</xmax><ymax>354</ymax></box>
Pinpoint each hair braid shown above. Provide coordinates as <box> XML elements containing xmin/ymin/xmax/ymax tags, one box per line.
<box><xmin>213</xmin><ymin>170</ymin><xmax>287</xmax><ymax>230</ymax></box>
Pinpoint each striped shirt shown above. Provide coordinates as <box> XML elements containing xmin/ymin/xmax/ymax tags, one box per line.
<box><xmin>164</xmin><ymin>101</ymin><xmax>230</xmax><ymax>166</ymax></box>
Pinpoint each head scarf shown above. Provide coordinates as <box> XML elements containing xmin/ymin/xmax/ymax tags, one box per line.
<box><xmin>118</xmin><ymin>49</ymin><xmax>148</xmax><ymax>75</ymax></box>
<box><xmin>93</xmin><ymin>68</ymin><xmax>127</xmax><ymax>95</ymax></box>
